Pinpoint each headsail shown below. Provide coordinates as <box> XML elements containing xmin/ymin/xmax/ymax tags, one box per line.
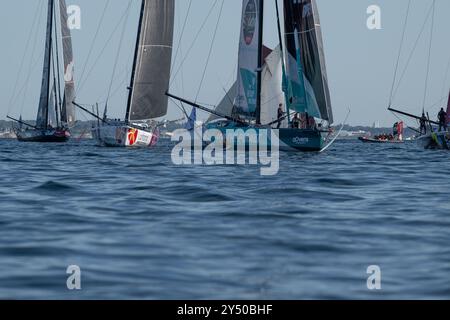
<box><xmin>283</xmin><ymin>0</ymin><xmax>333</xmax><ymax>123</ymax></box>
<box><xmin>234</xmin><ymin>0</ymin><xmax>263</xmax><ymax>118</ymax></box>
<box><xmin>59</xmin><ymin>0</ymin><xmax>76</xmax><ymax>126</ymax></box>
<box><xmin>36</xmin><ymin>0</ymin><xmax>54</xmax><ymax>129</ymax></box>
<box><xmin>48</xmin><ymin>84</ymin><xmax>57</xmax><ymax>127</ymax></box>
<box><xmin>207</xmin><ymin>82</ymin><xmax>238</xmax><ymax>122</ymax></box>
<box><xmin>260</xmin><ymin>45</ymin><xmax>285</xmax><ymax>125</ymax></box>
<box><xmin>127</xmin><ymin>0</ymin><xmax>175</xmax><ymax>121</ymax></box>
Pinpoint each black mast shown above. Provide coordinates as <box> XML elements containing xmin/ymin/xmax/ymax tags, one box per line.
<box><xmin>255</xmin><ymin>0</ymin><xmax>264</xmax><ymax>125</ymax></box>
<box><xmin>125</xmin><ymin>0</ymin><xmax>146</xmax><ymax>122</ymax></box>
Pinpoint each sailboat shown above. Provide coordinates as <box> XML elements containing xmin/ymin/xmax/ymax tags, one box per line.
<box><xmin>388</xmin><ymin>1</ymin><xmax>449</xmax><ymax>150</ymax></box>
<box><xmin>8</xmin><ymin>0</ymin><xmax>75</xmax><ymax>143</ymax></box>
<box><xmin>168</xmin><ymin>0</ymin><xmax>334</xmax><ymax>152</ymax></box>
<box><xmin>82</xmin><ymin>0</ymin><xmax>175</xmax><ymax>148</ymax></box>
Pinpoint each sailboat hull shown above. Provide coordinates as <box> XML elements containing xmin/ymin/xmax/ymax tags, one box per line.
<box><xmin>416</xmin><ymin>132</ymin><xmax>450</xmax><ymax>150</ymax></box>
<box><xmin>16</xmin><ymin>129</ymin><xmax>70</xmax><ymax>143</ymax></box>
<box><xmin>92</xmin><ymin>124</ymin><xmax>158</xmax><ymax>148</ymax></box>
<box><xmin>207</xmin><ymin>121</ymin><xmax>327</xmax><ymax>152</ymax></box>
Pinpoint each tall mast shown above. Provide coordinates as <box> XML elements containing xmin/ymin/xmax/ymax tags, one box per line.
<box><xmin>125</xmin><ymin>0</ymin><xmax>146</xmax><ymax>122</ymax></box>
<box><xmin>275</xmin><ymin>0</ymin><xmax>291</xmax><ymax>124</ymax></box>
<box><xmin>45</xmin><ymin>0</ymin><xmax>55</xmax><ymax>129</ymax></box>
<box><xmin>255</xmin><ymin>0</ymin><xmax>264</xmax><ymax>125</ymax></box>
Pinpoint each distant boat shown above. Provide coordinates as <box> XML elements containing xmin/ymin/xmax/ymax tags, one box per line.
<box><xmin>168</xmin><ymin>0</ymin><xmax>336</xmax><ymax>152</ymax></box>
<box><xmin>359</xmin><ymin>122</ymin><xmax>405</xmax><ymax>144</ymax></box>
<box><xmin>84</xmin><ymin>0</ymin><xmax>175</xmax><ymax>148</ymax></box>
<box><xmin>8</xmin><ymin>0</ymin><xmax>76</xmax><ymax>143</ymax></box>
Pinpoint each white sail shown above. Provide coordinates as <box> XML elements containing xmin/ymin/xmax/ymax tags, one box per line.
<box><xmin>234</xmin><ymin>0</ymin><xmax>262</xmax><ymax>118</ymax></box>
<box><xmin>260</xmin><ymin>46</ymin><xmax>285</xmax><ymax>126</ymax></box>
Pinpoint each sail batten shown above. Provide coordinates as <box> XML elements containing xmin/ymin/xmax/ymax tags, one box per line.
<box><xmin>128</xmin><ymin>0</ymin><xmax>175</xmax><ymax>122</ymax></box>
<box><xmin>283</xmin><ymin>0</ymin><xmax>333</xmax><ymax>123</ymax></box>
<box><xmin>36</xmin><ymin>0</ymin><xmax>54</xmax><ymax>129</ymax></box>
<box><xmin>59</xmin><ymin>0</ymin><xmax>76</xmax><ymax>126</ymax></box>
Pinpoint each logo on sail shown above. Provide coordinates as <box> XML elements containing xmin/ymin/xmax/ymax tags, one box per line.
<box><xmin>64</xmin><ymin>61</ymin><xmax>75</xmax><ymax>82</ymax></box>
<box><xmin>243</xmin><ymin>0</ymin><xmax>257</xmax><ymax>45</ymax></box>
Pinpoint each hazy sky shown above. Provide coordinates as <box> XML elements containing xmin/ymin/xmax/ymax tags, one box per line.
<box><xmin>1</xmin><ymin>0</ymin><xmax>450</xmax><ymax>126</ymax></box>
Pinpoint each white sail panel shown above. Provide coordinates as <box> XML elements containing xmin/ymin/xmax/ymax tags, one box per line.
<box><xmin>260</xmin><ymin>46</ymin><xmax>285</xmax><ymax>126</ymax></box>
<box><xmin>128</xmin><ymin>0</ymin><xmax>175</xmax><ymax>121</ymax></box>
<box><xmin>59</xmin><ymin>0</ymin><xmax>76</xmax><ymax>126</ymax></box>
<box><xmin>234</xmin><ymin>0</ymin><xmax>262</xmax><ymax>118</ymax></box>
<box><xmin>207</xmin><ymin>82</ymin><xmax>238</xmax><ymax>122</ymax></box>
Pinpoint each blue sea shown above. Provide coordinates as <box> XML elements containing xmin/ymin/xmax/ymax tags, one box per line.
<box><xmin>0</xmin><ymin>138</ymin><xmax>449</xmax><ymax>300</ymax></box>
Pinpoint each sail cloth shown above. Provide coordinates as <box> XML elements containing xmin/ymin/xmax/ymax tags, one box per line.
<box><xmin>283</xmin><ymin>0</ymin><xmax>333</xmax><ymax>123</ymax></box>
<box><xmin>48</xmin><ymin>84</ymin><xmax>57</xmax><ymax>127</ymax></box>
<box><xmin>59</xmin><ymin>0</ymin><xmax>76</xmax><ymax>126</ymax></box>
<box><xmin>446</xmin><ymin>90</ymin><xmax>450</xmax><ymax>125</ymax></box>
<box><xmin>260</xmin><ymin>46</ymin><xmax>285</xmax><ymax>126</ymax></box>
<box><xmin>36</xmin><ymin>0</ymin><xmax>54</xmax><ymax>129</ymax></box>
<box><xmin>234</xmin><ymin>0</ymin><xmax>263</xmax><ymax>118</ymax></box>
<box><xmin>207</xmin><ymin>82</ymin><xmax>238</xmax><ymax>122</ymax></box>
<box><xmin>128</xmin><ymin>0</ymin><xmax>175</xmax><ymax>121</ymax></box>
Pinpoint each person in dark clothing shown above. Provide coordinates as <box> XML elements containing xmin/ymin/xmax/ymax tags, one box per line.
<box><xmin>420</xmin><ymin>112</ymin><xmax>427</xmax><ymax>135</ymax></box>
<box><xmin>438</xmin><ymin>108</ymin><xmax>448</xmax><ymax>132</ymax></box>
<box><xmin>277</xmin><ymin>104</ymin><xmax>284</xmax><ymax>129</ymax></box>
<box><xmin>292</xmin><ymin>113</ymin><xmax>300</xmax><ymax>129</ymax></box>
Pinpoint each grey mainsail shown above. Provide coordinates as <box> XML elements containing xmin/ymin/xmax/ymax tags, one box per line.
<box><xmin>59</xmin><ymin>0</ymin><xmax>76</xmax><ymax>126</ymax></box>
<box><xmin>283</xmin><ymin>0</ymin><xmax>333</xmax><ymax>123</ymax></box>
<box><xmin>127</xmin><ymin>0</ymin><xmax>175</xmax><ymax>121</ymax></box>
<box><xmin>36</xmin><ymin>0</ymin><xmax>54</xmax><ymax>129</ymax></box>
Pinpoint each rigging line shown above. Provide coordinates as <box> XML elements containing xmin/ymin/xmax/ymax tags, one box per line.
<box><xmin>76</xmin><ymin>1</ymin><xmax>131</xmax><ymax>95</ymax></box>
<box><xmin>422</xmin><ymin>0</ymin><xmax>436</xmax><ymax>111</ymax></box>
<box><xmin>388</xmin><ymin>0</ymin><xmax>411</xmax><ymax>107</ymax></box>
<box><xmin>7</xmin><ymin>0</ymin><xmax>42</xmax><ymax>113</ymax></box>
<box><xmin>171</xmin><ymin>0</ymin><xmax>193</xmax><ymax>73</ymax></box>
<box><xmin>195</xmin><ymin>0</ymin><xmax>225</xmax><ymax>102</ymax></box>
<box><xmin>76</xmin><ymin>0</ymin><xmax>110</xmax><ymax>91</ymax></box>
<box><xmin>169</xmin><ymin>0</ymin><xmax>220</xmax><ymax>87</ymax></box>
<box><xmin>106</xmin><ymin>1</ymin><xmax>132</xmax><ymax>106</ymax></box>
<box><xmin>391</xmin><ymin>2</ymin><xmax>434</xmax><ymax>100</ymax></box>
<box><xmin>19</xmin><ymin>5</ymin><xmax>47</xmax><ymax>116</ymax></box>
<box><xmin>440</xmin><ymin>56</ymin><xmax>450</xmax><ymax>100</ymax></box>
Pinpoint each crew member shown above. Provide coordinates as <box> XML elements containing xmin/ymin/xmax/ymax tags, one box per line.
<box><xmin>438</xmin><ymin>108</ymin><xmax>448</xmax><ymax>132</ymax></box>
<box><xmin>420</xmin><ymin>112</ymin><xmax>427</xmax><ymax>135</ymax></box>
<box><xmin>277</xmin><ymin>104</ymin><xmax>284</xmax><ymax>129</ymax></box>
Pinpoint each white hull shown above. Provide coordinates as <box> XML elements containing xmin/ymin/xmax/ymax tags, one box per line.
<box><xmin>92</xmin><ymin>124</ymin><xmax>158</xmax><ymax>148</ymax></box>
<box><xmin>416</xmin><ymin>132</ymin><xmax>450</xmax><ymax>150</ymax></box>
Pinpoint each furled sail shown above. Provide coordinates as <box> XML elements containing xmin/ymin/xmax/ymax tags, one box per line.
<box><xmin>59</xmin><ymin>0</ymin><xmax>76</xmax><ymax>126</ymax></box>
<box><xmin>127</xmin><ymin>0</ymin><xmax>175</xmax><ymax>121</ymax></box>
<box><xmin>234</xmin><ymin>0</ymin><xmax>263</xmax><ymax>118</ymax></box>
<box><xmin>283</xmin><ymin>0</ymin><xmax>333</xmax><ymax>123</ymax></box>
<box><xmin>36</xmin><ymin>0</ymin><xmax>54</xmax><ymax>129</ymax></box>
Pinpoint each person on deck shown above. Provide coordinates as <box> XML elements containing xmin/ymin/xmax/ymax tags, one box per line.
<box><xmin>438</xmin><ymin>108</ymin><xmax>447</xmax><ymax>132</ymax></box>
<box><xmin>420</xmin><ymin>112</ymin><xmax>427</xmax><ymax>135</ymax></box>
<box><xmin>277</xmin><ymin>104</ymin><xmax>284</xmax><ymax>129</ymax></box>
<box><xmin>292</xmin><ymin>113</ymin><xmax>300</xmax><ymax>129</ymax></box>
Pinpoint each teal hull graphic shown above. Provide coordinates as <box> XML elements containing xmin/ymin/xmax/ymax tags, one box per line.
<box><xmin>206</xmin><ymin>121</ymin><xmax>327</xmax><ymax>152</ymax></box>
